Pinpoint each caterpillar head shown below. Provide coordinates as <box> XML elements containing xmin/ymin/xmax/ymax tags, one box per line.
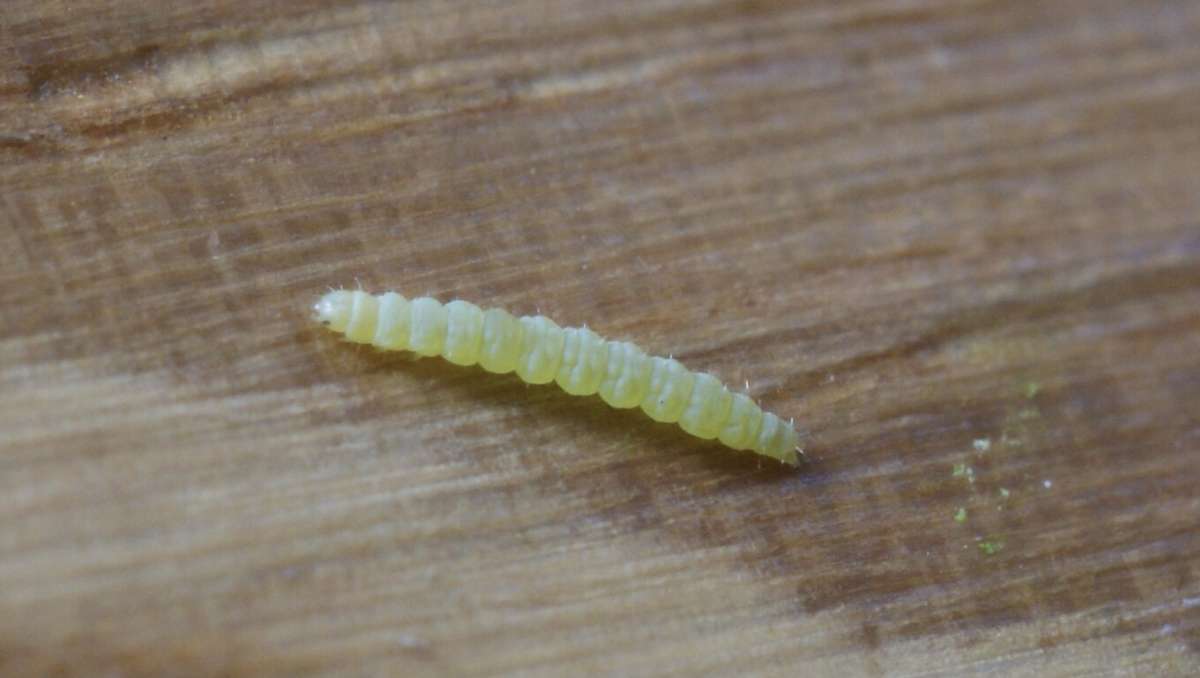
<box><xmin>313</xmin><ymin>290</ymin><xmax>354</xmax><ymax>332</ymax></box>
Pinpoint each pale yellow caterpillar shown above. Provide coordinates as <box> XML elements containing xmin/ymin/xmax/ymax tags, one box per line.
<box><xmin>314</xmin><ymin>290</ymin><xmax>801</xmax><ymax>465</ymax></box>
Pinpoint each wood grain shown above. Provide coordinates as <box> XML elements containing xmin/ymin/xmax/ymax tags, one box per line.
<box><xmin>2</xmin><ymin>1</ymin><xmax>1199</xmax><ymax>676</ymax></box>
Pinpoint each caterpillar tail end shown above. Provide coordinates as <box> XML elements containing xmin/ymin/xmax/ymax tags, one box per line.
<box><xmin>773</xmin><ymin>446</ymin><xmax>804</xmax><ymax>467</ymax></box>
<box><xmin>792</xmin><ymin>446</ymin><xmax>808</xmax><ymax>466</ymax></box>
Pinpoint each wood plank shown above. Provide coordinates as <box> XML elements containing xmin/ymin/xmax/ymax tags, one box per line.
<box><xmin>2</xmin><ymin>1</ymin><xmax>1198</xmax><ymax>675</ymax></box>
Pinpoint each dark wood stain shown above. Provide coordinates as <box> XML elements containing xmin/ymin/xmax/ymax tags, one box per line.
<box><xmin>24</xmin><ymin>45</ymin><xmax>163</xmax><ymax>100</ymax></box>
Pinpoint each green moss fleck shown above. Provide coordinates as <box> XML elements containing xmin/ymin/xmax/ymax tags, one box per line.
<box><xmin>954</xmin><ymin>508</ymin><xmax>967</xmax><ymax>523</ymax></box>
<box><xmin>999</xmin><ymin>488</ymin><xmax>1010</xmax><ymax>499</ymax></box>
<box><xmin>978</xmin><ymin>539</ymin><xmax>1005</xmax><ymax>555</ymax></box>
<box><xmin>1024</xmin><ymin>382</ymin><xmax>1041</xmax><ymax>399</ymax></box>
<box><xmin>952</xmin><ymin>463</ymin><xmax>976</xmax><ymax>483</ymax></box>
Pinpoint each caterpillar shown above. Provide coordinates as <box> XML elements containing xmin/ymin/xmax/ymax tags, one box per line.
<box><xmin>313</xmin><ymin>289</ymin><xmax>801</xmax><ymax>465</ymax></box>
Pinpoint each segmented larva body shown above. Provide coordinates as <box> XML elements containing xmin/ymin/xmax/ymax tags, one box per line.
<box><xmin>314</xmin><ymin>290</ymin><xmax>801</xmax><ymax>465</ymax></box>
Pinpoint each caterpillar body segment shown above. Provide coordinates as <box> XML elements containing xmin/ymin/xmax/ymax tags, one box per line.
<box><xmin>409</xmin><ymin>297</ymin><xmax>448</xmax><ymax>356</ymax></box>
<box><xmin>374</xmin><ymin>292</ymin><xmax>410</xmax><ymax>350</ymax></box>
<box><xmin>641</xmin><ymin>356</ymin><xmax>694</xmax><ymax>423</ymax></box>
<box><xmin>479</xmin><ymin>307</ymin><xmax>523</xmax><ymax>374</ymax></box>
<box><xmin>598</xmin><ymin>341</ymin><xmax>651</xmax><ymax>409</ymax></box>
<box><xmin>345</xmin><ymin>291</ymin><xmax>378</xmax><ymax>344</ymax></box>
<box><xmin>719</xmin><ymin>393</ymin><xmax>763</xmax><ymax>451</ymax></box>
<box><xmin>557</xmin><ymin>327</ymin><xmax>607</xmax><ymax>396</ymax></box>
<box><xmin>314</xmin><ymin>290</ymin><xmax>800</xmax><ymax>465</ymax></box>
<box><xmin>516</xmin><ymin>315</ymin><xmax>564</xmax><ymax>384</ymax></box>
<box><xmin>442</xmin><ymin>300</ymin><xmax>484</xmax><ymax>366</ymax></box>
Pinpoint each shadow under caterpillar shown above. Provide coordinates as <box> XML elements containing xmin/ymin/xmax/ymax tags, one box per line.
<box><xmin>314</xmin><ymin>289</ymin><xmax>801</xmax><ymax>466</ymax></box>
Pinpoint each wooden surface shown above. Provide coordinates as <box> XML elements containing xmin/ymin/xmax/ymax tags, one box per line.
<box><xmin>2</xmin><ymin>1</ymin><xmax>1199</xmax><ymax>675</ymax></box>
